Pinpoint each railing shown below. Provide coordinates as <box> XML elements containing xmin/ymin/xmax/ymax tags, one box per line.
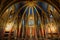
<box><xmin>0</xmin><ymin>31</ymin><xmax>59</xmax><ymax>40</ymax></box>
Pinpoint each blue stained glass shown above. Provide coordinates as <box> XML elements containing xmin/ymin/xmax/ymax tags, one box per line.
<box><xmin>38</xmin><ymin>20</ymin><xmax>40</xmax><ymax>24</ymax></box>
<box><xmin>22</xmin><ymin>20</ymin><xmax>24</xmax><ymax>26</ymax></box>
<box><xmin>26</xmin><ymin>7</ymin><xmax>29</xmax><ymax>16</ymax></box>
<box><xmin>37</xmin><ymin>2</ymin><xmax>48</xmax><ymax>12</ymax></box>
<box><xmin>30</xmin><ymin>8</ymin><xmax>32</xmax><ymax>15</ymax></box>
<box><xmin>15</xmin><ymin>3</ymin><xmax>19</xmax><ymax>11</ymax></box>
<box><xmin>34</xmin><ymin>8</ymin><xmax>36</xmax><ymax>14</ymax></box>
<box><xmin>42</xmin><ymin>2</ymin><xmax>48</xmax><ymax>12</ymax></box>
